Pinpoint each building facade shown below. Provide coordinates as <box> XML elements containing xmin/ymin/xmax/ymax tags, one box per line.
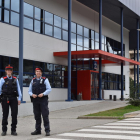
<box><xmin>0</xmin><ymin>0</ymin><xmax>139</xmax><ymax>102</ymax></box>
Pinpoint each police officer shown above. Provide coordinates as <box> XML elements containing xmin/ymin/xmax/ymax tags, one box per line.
<box><xmin>0</xmin><ymin>65</ymin><xmax>22</xmax><ymax>136</ymax></box>
<box><xmin>28</xmin><ymin>66</ymin><xmax>51</xmax><ymax>136</ymax></box>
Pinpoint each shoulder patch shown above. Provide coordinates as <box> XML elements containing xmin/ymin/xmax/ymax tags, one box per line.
<box><xmin>12</xmin><ymin>76</ymin><xmax>17</xmax><ymax>79</ymax></box>
<box><xmin>3</xmin><ymin>76</ymin><xmax>7</xmax><ymax>79</ymax></box>
<box><xmin>33</xmin><ymin>77</ymin><xmax>36</xmax><ymax>80</ymax></box>
<box><xmin>42</xmin><ymin>77</ymin><xmax>46</xmax><ymax>79</ymax></box>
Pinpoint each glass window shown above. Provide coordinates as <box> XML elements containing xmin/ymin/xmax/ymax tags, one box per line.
<box><xmin>77</xmin><ymin>24</ymin><xmax>83</xmax><ymax>35</ymax></box>
<box><xmin>95</xmin><ymin>42</ymin><xmax>99</xmax><ymax>49</ymax></box>
<box><xmin>95</xmin><ymin>32</ymin><xmax>99</xmax><ymax>42</ymax></box>
<box><xmin>24</xmin><ymin>3</ymin><xmax>33</xmax><ymax>17</ymax></box>
<box><xmin>45</xmin><ymin>11</ymin><xmax>53</xmax><ymax>25</ymax></box>
<box><xmin>62</xmin><ymin>30</ymin><xmax>68</xmax><ymax>41</ymax></box>
<box><xmin>0</xmin><ymin>0</ymin><xmax>1</xmax><ymax>6</ymax></box>
<box><xmin>84</xmin><ymin>38</ymin><xmax>89</xmax><ymax>48</ymax></box>
<box><xmin>24</xmin><ymin>17</ymin><xmax>33</xmax><ymax>30</ymax></box>
<box><xmin>44</xmin><ymin>63</ymin><xmax>53</xmax><ymax>75</ymax></box>
<box><xmin>62</xmin><ymin>77</ymin><xmax>67</xmax><ymax>88</ymax></box>
<box><xmin>77</xmin><ymin>35</ymin><xmax>83</xmax><ymax>46</ymax></box>
<box><xmin>4</xmin><ymin>0</ymin><xmax>10</xmax><ymax>9</ymax></box>
<box><xmin>35</xmin><ymin>7</ymin><xmax>41</xmax><ymax>20</ymax></box>
<box><xmin>91</xmin><ymin>30</ymin><xmax>94</xmax><ymax>40</ymax></box>
<box><xmin>45</xmin><ymin>24</ymin><xmax>53</xmax><ymax>36</ymax></box>
<box><xmin>71</xmin><ymin>33</ymin><xmax>76</xmax><ymax>44</ymax></box>
<box><xmin>91</xmin><ymin>40</ymin><xmax>94</xmax><ymax>50</ymax></box>
<box><xmin>71</xmin><ymin>22</ymin><xmax>76</xmax><ymax>33</ymax></box>
<box><xmin>34</xmin><ymin>20</ymin><xmax>40</xmax><ymax>33</ymax></box>
<box><xmin>84</xmin><ymin>27</ymin><xmax>89</xmax><ymax>38</ymax></box>
<box><xmin>11</xmin><ymin>0</ymin><xmax>19</xmax><ymax>12</ymax></box>
<box><xmin>4</xmin><ymin>10</ymin><xmax>9</xmax><ymax>23</ymax></box>
<box><xmin>54</xmin><ymin>15</ymin><xmax>61</xmax><ymax>27</ymax></box>
<box><xmin>54</xmin><ymin>64</ymin><xmax>61</xmax><ymax>76</ymax></box>
<box><xmin>102</xmin><ymin>35</ymin><xmax>105</xmax><ymax>44</ymax></box>
<box><xmin>0</xmin><ymin>8</ymin><xmax>1</xmax><ymax>21</ymax></box>
<box><xmin>23</xmin><ymin>59</ymin><xmax>33</xmax><ymax>73</ymax></box>
<box><xmin>77</xmin><ymin>46</ymin><xmax>83</xmax><ymax>51</ymax></box>
<box><xmin>71</xmin><ymin>44</ymin><xmax>76</xmax><ymax>51</ymax></box>
<box><xmin>102</xmin><ymin>44</ymin><xmax>104</xmax><ymax>51</ymax></box>
<box><xmin>54</xmin><ymin>27</ymin><xmax>61</xmax><ymax>39</ymax></box>
<box><xmin>11</xmin><ymin>12</ymin><xmax>19</xmax><ymax>26</ymax></box>
<box><xmin>11</xmin><ymin>57</ymin><xmax>19</xmax><ymax>71</ymax></box>
<box><xmin>47</xmin><ymin>76</ymin><xmax>52</xmax><ymax>87</ymax></box>
<box><xmin>62</xmin><ymin>18</ymin><xmax>68</xmax><ymax>30</ymax></box>
<box><xmin>23</xmin><ymin>74</ymin><xmax>33</xmax><ymax>86</ymax></box>
<box><xmin>54</xmin><ymin>76</ymin><xmax>61</xmax><ymax>88</ymax></box>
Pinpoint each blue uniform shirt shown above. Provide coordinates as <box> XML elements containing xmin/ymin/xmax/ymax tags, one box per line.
<box><xmin>0</xmin><ymin>75</ymin><xmax>22</xmax><ymax>101</ymax></box>
<box><xmin>28</xmin><ymin>77</ymin><xmax>51</xmax><ymax>96</ymax></box>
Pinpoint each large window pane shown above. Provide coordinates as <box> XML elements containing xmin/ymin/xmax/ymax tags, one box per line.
<box><xmin>77</xmin><ymin>35</ymin><xmax>83</xmax><ymax>46</ymax></box>
<box><xmin>84</xmin><ymin>38</ymin><xmax>89</xmax><ymax>48</ymax></box>
<box><xmin>24</xmin><ymin>17</ymin><xmax>33</xmax><ymax>30</ymax></box>
<box><xmin>71</xmin><ymin>33</ymin><xmax>76</xmax><ymax>44</ymax></box>
<box><xmin>4</xmin><ymin>0</ymin><xmax>10</xmax><ymax>9</ymax></box>
<box><xmin>11</xmin><ymin>57</ymin><xmax>19</xmax><ymax>71</ymax></box>
<box><xmin>35</xmin><ymin>7</ymin><xmax>41</xmax><ymax>20</ymax></box>
<box><xmin>54</xmin><ymin>76</ymin><xmax>61</xmax><ymax>88</ymax></box>
<box><xmin>84</xmin><ymin>27</ymin><xmax>89</xmax><ymax>38</ymax></box>
<box><xmin>91</xmin><ymin>40</ymin><xmax>94</xmax><ymax>50</ymax></box>
<box><xmin>91</xmin><ymin>30</ymin><xmax>94</xmax><ymax>40</ymax></box>
<box><xmin>0</xmin><ymin>8</ymin><xmax>1</xmax><ymax>20</ymax></box>
<box><xmin>24</xmin><ymin>60</ymin><xmax>33</xmax><ymax>73</ymax></box>
<box><xmin>95</xmin><ymin>42</ymin><xmax>99</xmax><ymax>49</ymax></box>
<box><xmin>23</xmin><ymin>74</ymin><xmax>33</xmax><ymax>86</ymax></box>
<box><xmin>45</xmin><ymin>11</ymin><xmax>53</xmax><ymax>25</ymax></box>
<box><xmin>44</xmin><ymin>63</ymin><xmax>53</xmax><ymax>75</ymax></box>
<box><xmin>77</xmin><ymin>46</ymin><xmax>83</xmax><ymax>51</ymax></box>
<box><xmin>24</xmin><ymin>3</ymin><xmax>33</xmax><ymax>17</ymax></box>
<box><xmin>102</xmin><ymin>35</ymin><xmax>105</xmax><ymax>44</ymax></box>
<box><xmin>54</xmin><ymin>15</ymin><xmax>61</xmax><ymax>27</ymax></box>
<box><xmin>4</xmin><ymin>10</ymin><xmax>9</xmax><ymax>23</ymax></box>
<box><xmin>54</xmin><ymin>64</ymin><xmax>61</xmax><ymax>76</ymax></box>
<box><xmin>71</xmin><ymin>22</ymin><xmax>76</xmax><ymax>33</ymax></box>
<box><xmin>11</xmin><ymin>12</ymin><xmax>19</xmax><ymax>26</ymax></box>
<box><xmin>0</xmin><ymin>0</ymin><xmax>1</xmax><ymax>6</ymax></box>
<box><xmin>45</xmin><ymin>24</ymin><xmax>53</xmax><ymax>36</ymax></box>
<box><xmin>71</xmin><ymin>44</ymin><xmax>76</xmax><ymax>51</ymax></box>
<box><xmin>62</xmin><ymin>18</ymin><xmax>68</xmax><ymax>30</ymax></box>
<box><xmin>34</xmin><ymin>20</ymin><xmax>40</xmax><ymax>33</ymax></box>
<box><xmin>54</xmin><ymin>27</ymin><xmax>61</xmax><ymax>39</ymax></box>
<box><xmin>77</xmin><ymin>24</ymin><xmax>83</xmax><ymax>35</ymax></box>
<box><xmin>11</xmin><ymin>0</ymin><xmax>19</xmax><ymax>12</ymax></box>
<box><xmin>95</xmin><ymin>32</ymin><xmax>99</xmax><ymax>42</ymax></box>
<box><xmin>62</xmin><ymin>30</ymin><xmax>68</xmax><ymax>41</ymax></box>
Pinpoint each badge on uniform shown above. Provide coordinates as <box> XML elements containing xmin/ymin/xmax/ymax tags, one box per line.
<box><xmin>40</xmin><ymin>79</ymin><xmax>43</xmax><ymax>84</ymax></box>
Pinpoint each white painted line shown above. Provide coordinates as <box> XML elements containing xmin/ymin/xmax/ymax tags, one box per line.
<box><xmin>118</xmin><ymin>121</ymin><xmax>140</xmax><ymax>123</ymax></box>
<box><xmin>94</xmin><ymin>125</ymin><xmax>140</xmax><ymax>130</ymax></box>
<box><xmin>37</xmin><ymin>138</ymin><xmax>73</xmax><ymax>140</ymax></box>
<box><xmin>124</xmin><ymin>118</ymin><xmax>140</xmax><ymax>121</ymax></box>
<box><xmin>78</xmin><ymin>129</ymin><xmax>140</xmax><ymax>134</ymax></box>
<box><xmin>59</xmin><ymin>133</ymin><xmax>140</xmax><ymax>140</ymax></box>
<box><xmin>105</xmin><ymin>123</ymin><xmax>140</xmax><ymax>126</ymax></box>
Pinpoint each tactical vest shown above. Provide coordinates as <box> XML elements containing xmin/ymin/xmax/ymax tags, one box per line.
<box><xmin>32</xmin><ymin>77</ymin><xmax>46</xmax><ymax>95</ymax></box>
<box><xmin>2</xmin><ymin>76</ymin><xmax>18</xmax><ymax>96</ymax></box>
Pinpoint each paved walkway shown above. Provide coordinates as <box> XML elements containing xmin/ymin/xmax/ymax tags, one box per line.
<box><xmin>0</xmin><ymin>100</ymin><xmax>128</xmax><ymax>140</ymax></box>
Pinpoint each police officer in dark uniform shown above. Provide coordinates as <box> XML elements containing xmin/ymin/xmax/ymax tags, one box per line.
<box><xmin>0</xmin><ymin>65</ymin><xmax>22</xmax><ymax>136</ymax></box>
<box><xmin>28</xmin><ymin>66</ymin><xmax>51</xmax><ymax>136</ymax></box>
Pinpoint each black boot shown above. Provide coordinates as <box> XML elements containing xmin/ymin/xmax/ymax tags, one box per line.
<box><xmin>46</xmin><ymin>132</ymin><xmax>50</xmax><ymax>136</ymax></box>
<box><xmin>11</xmin><ymin>131</ymin><xmax>17</xmax><ymax>136</ymax></box>
<box><xmin>31</xmin><ymin>130</ymin><xmax>41</xmax><ymax>135</ymax></box>
<box><xmin>1</xmin><ymin>131</ymin><xmax>6</xmax><ymax>136</ymax></box>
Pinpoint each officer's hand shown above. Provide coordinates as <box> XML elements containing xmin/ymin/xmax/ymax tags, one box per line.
<box><xmin>32</xmin><ymin>94</ymin><xmax>37</xmax><ymax>98</ymax></box>
<box><xmin>18</xmin><ymin>100</ymin><xmax>21</xmax><ymax>105</ymax></box>
<box><xmin>38</xmin><ymin>93</ymin><xmax>44</xmax><ymax>98</ymax></box>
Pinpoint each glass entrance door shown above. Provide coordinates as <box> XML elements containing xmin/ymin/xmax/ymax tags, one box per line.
<box><xmin>91</xmin><ymin>72</ymin><xmax>99</xmax><ymax>100</ymax></box>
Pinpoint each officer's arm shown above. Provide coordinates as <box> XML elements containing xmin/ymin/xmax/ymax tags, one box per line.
<box><xmin>43</xmin><ymin>79</ymin><xmax>52</xmax><ymax>96</ymax></box>
<box><xmin>16</xmin><ymin>79</ymin><xmax>22</xmax><ymax>101</ymax></box>
<box><xmin>0</xmin><ymin>78</ymin><xmax>5</xmax><ymax>95</ymax></box>
<box><xmin>28</xmin><ymin>80</ymin><xmax>33</xmax><ymax>96</ymax></box>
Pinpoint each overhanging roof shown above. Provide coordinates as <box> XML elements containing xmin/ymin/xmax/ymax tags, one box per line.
<box><xmin>76</xmin><ymin>0</ymin><xmax>139</xmax><ymax>30</ymax></box>
<box><xmin>53</xmin><ymin>50</ymin><xmax>140</xmax><ymax>65</ymax></box>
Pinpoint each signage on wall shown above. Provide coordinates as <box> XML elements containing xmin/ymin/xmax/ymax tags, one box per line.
<box><xmin>93</xmin><ymin>61</ymin><xmax>97</xmax><ymax>70</ymax></box>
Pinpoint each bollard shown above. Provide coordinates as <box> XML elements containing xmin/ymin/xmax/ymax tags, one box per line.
<box><xmin>113</xmin><ymin>95</ymin><xmax>116</xmax><ymax>101</ymax></box>
<box><xmin>109</xmin><ymin>95</ymin><xmax>112</xmax><ymax>100</ymax></box>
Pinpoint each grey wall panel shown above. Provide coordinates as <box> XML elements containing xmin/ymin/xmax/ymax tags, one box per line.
<box><xmin>119</xmin><ymin>0</ymin><xmax>140</xmax><ymax>16</ymax></box>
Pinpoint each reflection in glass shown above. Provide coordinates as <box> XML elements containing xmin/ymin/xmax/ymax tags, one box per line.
<box><xmin>11</xmin><ymin>12</ymin><xmax>19</xmax><ymax>26</ymax></box>
<box><xmin>77</xmin><ymin>35</ymin><xmax>83</xmax><ymax>46</ymax></box>
<box><xmin>62</xmin><ymin>30</ymin><xmax>68</xmax><ymax>41</ymax></box>
<box><xmin>104</xmin><ymin>45</ymin><xmax>107</xmax><ymax>52</ymax></box>
<box><xmin>4</xmin><ymin>0</ymin><xmax>10</xmax><ymax>9</ymax></box>
<box><xmin>77</xmin><ymin>24</ymin><xmax>83</xmax><ymax>35</ymax></box>
<box><xmin>23</xmin><ymin>59</ymin><xmax>33</xmax><ymax>73</ymax></box>
<box><xmin>54</xmin><ymin>76</ymin><xmax>61</xmax><ymax>88</ymax></box>
<box><xmin>11</xmin><ymin>0</ymin><xmax>19</xmax><ymax>12</ymax></box>
<box><xmin>24</xmin><ymin>17</ymin><xmax>33</xmax><ymax>30</ymax></box>
<box><xmin>91</xmin><ymin>40</ymin><xmax>94</xmax><ymax>50</ymax></box>
<box><xmin>45</xmin><ymin>11</ymin><xmax>53</xmax><ymax>25</ymax></box>
<box><xmin>102</xmin><ymin>44</ymin><xmax>104</xmax><ymax>51</ymax></box>
<box><xmin>54</xmin><ymin>27</ymin><xmax>61</xmax><ymax>39</ymax></box>
<box><xmin>102</xmin><ymin>35</ymin><xmax>105</xmax><ymax>44</ymax></box>
<box><xmin>44</xmin><ymin>63</ymin><xmax>53</xmax><ymax>75</ymax></box>
<box><xmin>91</xmin><ymin>30</ymin><xmax>94</xmax><ymax>40</ymax></box>
<box><xmin>54</xmin><ymin>15</ymin><xmax>61</xmax><ymax>27</ymax></box>
<box><xmin>0</xmin><ymin>0</ymin><xmax>1</xmax><ymax>6</ymax></box>
<box><xmin>95</xmin><ymin>42</ymin><xmax>99</xmax><ymax>49</ymax></box>
<box><xmin>23</xmin><ymin>74</ymin><xmax>33</xmax><ymax>86</ymax></box>
<box><xmin>71</xmin><ymin>22</ymin><xmax>76</xmax><ymax>33</ymax></box>
<box><xmin>84</xmin><ymin>38</ymin><xmax>89</xmax><ymax>48</ymax></box>
<box><xmin>62</xmin><ymin>18</ymin><xmax>68</xmax><ymax>30</ymax></box>
<box><xmin>24</xmin><ymin>3</ymin><xmax>33</xmax><ymax>17</ymax></box>
<box><xmin>35</xmin><ymin>7</ymin><xmax>41</xmax><ymax>20</ymax></box>
<box><xmin>95</xmin><ymin>32</ymin><xmax>99</xmax><ymax>42</ymax></box>
<box><xmin>47</xmin><ymin>76</ymin><xmax>52</xmax><ymax>87</ymax></box>
<box><xmin>84</xmin><ymin>47</ymin><xmax>89</xmax><ymax>50</ymax></box>
<box><xmin>54</xmin><ymin>64</ymin><xmax>61</xmax><ymax>76</ymax></box>
<box><xmin>11</xmin><ymin>57</ymin><xmax>19</xmax><ymax>71</ymax></box>
<box><xmin>71</xmin><ymin>33</ymin><xmax>76</xmax><ymax>44</ymax></box>
<box><xmin>0</xmin><ymin>8</ymin><xmax>1</xmax><ymax>20</ymax></box>
<box><xmin>71</xmin><ymin>44</ymin><xmax>76</xmax><ymax>51</ymax></box>
<box><xmin>4</xmin><ymin>10</ymin><xmax>9</xmax><ymax>23</ymax></box>
<box><xmin>77</xmin><ymin>46</ymin><xmax>83</xmax><ymax>51</ymax></box>
<box><xmin>84</xmin><ymin>27</ymin><xmax>89</xmax><ymax>38</ymax></box>
<box><xmin>34</xmin><ymin>20</ymin><xmax>40</xmax><ymax>33</ymax></box>
<box><xmin>45</xmin><ymin>24</ymin><xmax>53</xmax><ymax>36</ymax></box>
